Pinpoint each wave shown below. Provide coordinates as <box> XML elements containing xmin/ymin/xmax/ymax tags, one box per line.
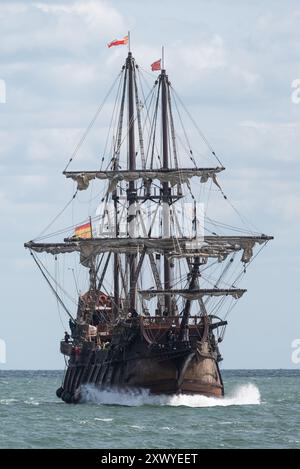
<box><xmin>0</xmin><ymin>398</ymin><xmax>18</xmax><ymax>406</ymax></box>
<box><xmin>80</xmin><ymin>383</ymin><xmax>260</xmax><ymax>407</ymax></box>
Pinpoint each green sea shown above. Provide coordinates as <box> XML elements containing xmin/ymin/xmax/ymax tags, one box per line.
<box><xmin>0</xmin><ymin>370</ymin><xmax>299</xmax><ymax>449</ymax></box>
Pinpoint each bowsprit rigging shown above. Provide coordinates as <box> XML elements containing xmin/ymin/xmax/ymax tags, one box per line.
<box><xmin>24</xmin><ymin>47</ymin><xmax>273</xmax><ymax>403</ymax></box>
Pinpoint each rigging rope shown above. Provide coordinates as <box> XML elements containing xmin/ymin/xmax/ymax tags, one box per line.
<box><xmin>133</xmin><ymin>66</ymin><xmax>146</xmax><ymax>169</ymax></box>
<box><xmin>63</xmin><ymin>70</ymin><xmax>123</xmax><ymax>172</ymax></box>
<box><xmin>34</xmin><ymin>190</ymin><xmax>78</xmax><ymax>241</ymax></box>
<box><xmin>34</xmin><ymin>211</ymin><xmax>102</xmax><ymax>242</ymax></box>
<box><xmin>171</xmin><ymin>86</ymin><xmax>224</xmax><ymax>167</ymax></box>
<box><xmin>137</xmin><ymin>68</ymin><xmax>158</xmax><ymax>159</ymax></box>
<box><xmin>55</xmin><ymin>256</ymin><xmax>68</xmax><ymax>331</ymax></box>
<box><xmin>170</xmin><ymin>88</ymin><xmax>198</xmax><ymax>168</ymax></box>
<box><xmin>113</xmin><ymin>65</ymin><xmax>128</xmax><ymax>167</ymax></box>
<box><xmin>101</xmin><ymin>70</ymin><xmax>124</xmax><ymax>168</ymax></box>
<box><xmin>30</xmin><ymin>251</ymin><xmax>75</xmax><ymax>321</ymax></box>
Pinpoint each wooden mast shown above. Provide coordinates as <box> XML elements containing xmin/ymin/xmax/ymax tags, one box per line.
<box><xmin>127</xmin><ymin>51</ymin><xmax>137</xmax><ymax>310</ymax></box>
<box><xmin>179</xmin><ymin>257</ymin><xmax>200</xmax><ymax>341</ymax></box>
<box><xmin>112</xmin><ymin>64</ymin><xmax>127</xmax><ymax>319</ymax></box>
<box><xmin>160</xmin><ymin>65</ymin><xmax>172</xmax><ymax>314</ymax></box>
<box><xmin>113</xmin><ymin>165</ymin><xmax>119</xmax><ymax>319</ymax></box>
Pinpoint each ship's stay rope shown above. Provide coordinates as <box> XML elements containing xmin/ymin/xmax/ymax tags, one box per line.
<box><xmin>204</xmin><ymin>255</ymin><xmax>236</xmax><ymax>306</ymax></box>
<box><xmin>35</xmin><ymin>254</ymin><xmax>77</xmax><ymax>306</ymax></box>
<box><xmin>204</xmin><ymin>216</ymin><xmax>261</xmax><ymax>236</ymax></box>
<box><xmin>170</xmin><ymin>88</ymin><xmax>198</xmax><ymax>168</ymax></box>
<box><xmin>63</xmin><ymin>69</ymin><xmax>123</xmax><ymax>172</ymax></box>
<box><xmin>171</xmin><ymin>86</ymin><xmax>223</xmax><ymax>167</ymax></box>
<box><xmin>169</xmin><ymin>85</ymin><xmax>262</xmax><ymax>236</ymax></box>
<box><xmin>137</xmin><ymin>68</ymin><xmax>159</xmax><ymax>164</ymax></box>
<box><xmin>30</xmin><ymin>251</ymin><xmax>75</xmax><ymax>321</ymax></box>
<box><xmin>133</xmin><ymin>66</ymin><xmax>146</xmax><ymax>169</ymax></box>
<box><xmin>33</xmin><ymin>211</ymin><xmax>101</xmax><ymax>242</ymax></box>
<box><xmin>101</xmin><ymin>69</ymin><xmax>125</xmax><ymax>168</ymax></box>
<box><xmin>208</xmin><ymin>242</ymin><xmax>268</xmax><ymax>319</ymax></box>
<box><xmin>34</xmin><ymin>69</ymin><xmax>125</xmax><ymax>241</ymax></box>
<box><xmin>55</xmin><ymin>256</ymin><xmax>68</xmax><ymax>331</ymax></box>
<box><xmin>34</xmin><ymin>190</ymin><xmax>78</xmax><ymax>241</ymax></box>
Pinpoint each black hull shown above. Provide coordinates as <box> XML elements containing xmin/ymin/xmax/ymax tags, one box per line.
<box><xmin>58</xmin><ymin>339</ymin><xmax>224</xmax><ymax>403</ymax></box>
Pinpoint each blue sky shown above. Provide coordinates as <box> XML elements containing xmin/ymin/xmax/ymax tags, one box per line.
<box><xmin>0</xmin><ymin>0</ymin><xmax>300</xmax><ymax>369</ymax></box>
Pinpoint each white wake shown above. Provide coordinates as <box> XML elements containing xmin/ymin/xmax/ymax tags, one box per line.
<box><xmin>80</xmin><ymin>383</ymin><xmax>260</xmax><ymax>407</ymax></box>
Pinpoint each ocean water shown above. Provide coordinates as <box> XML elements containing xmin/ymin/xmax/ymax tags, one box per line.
<box><xmin>0</xmin><ymin>370</ymin><xmax>299</xmax><ymax>449</ymax></box>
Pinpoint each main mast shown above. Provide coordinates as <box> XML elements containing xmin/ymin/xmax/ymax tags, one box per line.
<box><xmin>127</xmin><ymin>51</ymin><xmax>137</xmax><ymax>310</ymax></box>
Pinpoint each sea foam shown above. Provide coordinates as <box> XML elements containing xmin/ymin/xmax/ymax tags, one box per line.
<box><xmin>80</xmin><ymin>383</ymin><xmax>260</xmax><ymax>407</ymax></box>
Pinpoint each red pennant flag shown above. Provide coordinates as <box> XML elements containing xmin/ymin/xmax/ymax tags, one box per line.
<box><xmin>107</xmin><ymin>36</ymin><xmax>128</xmax><ymax>48</ymax></box>
<box><xmin>151</xmin><ymin>59</ymin><xmax>161</xmax><ymax>71</ymax></box>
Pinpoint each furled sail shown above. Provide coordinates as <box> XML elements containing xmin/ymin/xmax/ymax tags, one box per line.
<box><xmin>139</xmin><ymin>288</ymin><xmax>247</xmax><ymax>300</ymax></box>
<box><xmin>63</xmin><ymin>167</ymin><xmax>225</xmax><ymax>192</ymax></box>
<box><xmin>24</xmin><ymin>234</ymin><xmax>272</xmax><ymax>266</ymax></box>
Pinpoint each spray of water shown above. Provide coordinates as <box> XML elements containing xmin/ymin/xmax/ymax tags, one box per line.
<box><xmin>80</xmin><ymin>383</ymin><xmax>260</xmax><ymax>407</ymax></box>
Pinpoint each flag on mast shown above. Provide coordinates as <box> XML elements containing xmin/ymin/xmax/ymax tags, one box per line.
<box><xmin>107</xmin><ymin>35</ymin><xmax>129</xmax><ymax>48</ymax></box>
<box><xmin>151</xmin><ymin>59</ymin><xmax>161</xmax><ymax>71</ymax></box>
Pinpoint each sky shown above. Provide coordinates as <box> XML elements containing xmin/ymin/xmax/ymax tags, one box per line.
<box><xmin>0</xmin><ymin>0</ymin><xmax>300</xmax><ymax>369</ymax></box>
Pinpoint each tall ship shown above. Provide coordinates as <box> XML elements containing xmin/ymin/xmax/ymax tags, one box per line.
<box><xmin>25</xmin><ymin>42</ymin><xmax>272</xmax><ymax>403</ymax></box>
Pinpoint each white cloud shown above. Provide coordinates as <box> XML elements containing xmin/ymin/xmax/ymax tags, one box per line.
<box><xmin>239</xmin><ymin>120</ymin><xmax>300</xmax><ymax>161</ymax></box>
<box><xmin>173</xmin><ymin>35</ymin><xmax>226</xmax><ymax>73</ymax></box>
<box><xmin>257</xmin><ymin>10</ymin><xmax>300</xmax><ymax>35</ymax></box>
<box><xmin>35</xmin><ymin>0</ymin><xmax>124</xmax><ymax>31</ymax></box>
<box><xmin>50</xmin><ymin>63</ymin><xmax>98</xmax><ymax>85</ymax></box>
<box><xmin>0</xmin><ymin>3</ymin><xmax>28</xmax><ymax>17</ymax></box>
<box><xmin>0</xmin><ymin>1</ymin><xmax>125</xmax><ymax>55</ymax></box>
<box><xmin>16</xmin><ymin>174</ymin><xmax>48</xmax><ymax>187</ymax></box>
<box><xmin>146</xmin><ymin>36</ymin><xmax>264</xmax><ymax>101</ymax></box>
<box><xmin>270</xmin><ymin>193</ymin><xmax>300</xmax><ymax>222</ymax></box>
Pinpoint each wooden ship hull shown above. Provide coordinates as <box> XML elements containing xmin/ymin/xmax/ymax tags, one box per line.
<box><xmin>57</xmin><ymin>317</ymin><xmax>224</xmax><ymax>403</ymax></box>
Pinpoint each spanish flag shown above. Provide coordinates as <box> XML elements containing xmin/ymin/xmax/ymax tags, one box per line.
<box><xmin>74</xmin><ymin>221</ymin><xmax>92</xmax><ymax>239</ymax></box>
<box><xmin>107</xmin><ymin>36</ymin><xmax>128</xmax><ymax>48</ymax></box>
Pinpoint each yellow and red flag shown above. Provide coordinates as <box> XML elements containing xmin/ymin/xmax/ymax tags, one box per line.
<box><xmin>151</xmin><ymin>59</ymin><xmax>161</xmax><ymax>71</ymax></box>
<box><xmin>107</xmin><ymin>35</ymin><xmax>128</xmax><ymax>48</ymax></box>
<box><xmin>74</xmin><ymin>221</ymin><xmax>92</xmax><ymax>239</ymax></box>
